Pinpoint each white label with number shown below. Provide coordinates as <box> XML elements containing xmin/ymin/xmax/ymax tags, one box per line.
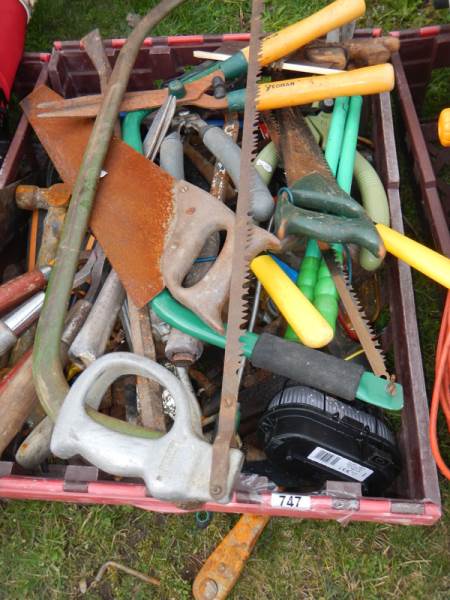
<box><xmin>307</xmin><ymin>446</ymin><xmax>373</xmax><ymax>482</ymax></box>
<box><xmin>270</xmin><ymin>493</ymin><xmax>311</xmax><ymax>510</ymax></box>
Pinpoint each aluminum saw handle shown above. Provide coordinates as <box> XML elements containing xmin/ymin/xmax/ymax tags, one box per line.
<box><xmin>50</xmin><ymin>352</ymin><xmax>243</xmax><ymax>503</ymax></box>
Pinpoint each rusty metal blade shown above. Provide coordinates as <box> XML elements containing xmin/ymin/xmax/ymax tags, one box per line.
<box><xmin>22</xmin><ymin>85</ymin><xmax>175</xmax><ymax>307</ymax></box>
<box><xmin>323</xmin><ymin>250</ymin><xmax>389</xmax><ymax>379</ymax></box>
<box><xmin>270</xmin><ymin>107</ymin><xmax>333</xmax><ymax>186</ymax></box>
<box><xmin>209</xmin><ymin>0</ymin><xmax>264</xmax><ymax>501</ymax></box>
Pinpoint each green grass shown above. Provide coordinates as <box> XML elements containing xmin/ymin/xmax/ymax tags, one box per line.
<box><xmin>1</xmin><ymin>494</ymin><xmax>449</xmax><ymax>599</ymax></box>
<box><xmin>1</xmin><ymin>1</ymin><xmax>450</xmax><ymax>598</ymax></box>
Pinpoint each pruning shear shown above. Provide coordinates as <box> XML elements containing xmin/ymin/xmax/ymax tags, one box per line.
<box><xmin>36</xmin><ymin>63</ymin><xmax>394</xmax><ymax>119</ymax></box>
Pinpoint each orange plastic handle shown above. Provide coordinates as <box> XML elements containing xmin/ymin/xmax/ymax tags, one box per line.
<box><xmin>257</xmin><ymin>63</ymin><xmax>395</xmax><ymax>111</ymax></box>
<box><xmin>241</xmin><ymin>0</ymin><xmax>366</xmax><ymax>66</ymax></box>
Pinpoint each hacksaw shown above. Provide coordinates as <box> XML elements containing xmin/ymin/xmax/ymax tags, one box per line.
<box><xmin>209</xmin><ymin>0</ymin><xmax>265</xmax><ymax>501</ymax></box>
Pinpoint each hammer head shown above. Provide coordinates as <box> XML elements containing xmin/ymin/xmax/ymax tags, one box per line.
<box><xmin>15</xmin><ymin>183</ymin><xmax>71</xmax><ymax>210</ymax></box>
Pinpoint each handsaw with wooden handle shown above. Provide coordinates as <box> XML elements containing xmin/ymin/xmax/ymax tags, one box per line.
<box><xmin>21</xmin><ymin>85</ymin><xmax>280</xmax><ymax>333</ymax></box>
<box><xmin>209</xmin><ymin>0</ymin><xmax>264</xmax><ymax>501</ymax></box>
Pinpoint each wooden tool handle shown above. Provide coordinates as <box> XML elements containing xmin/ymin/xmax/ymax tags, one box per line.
<box><xmin>257</xmin><ymin>63</ymin><xmax>395</xmax><ymax>111</ymax></box>
<box><xmin>0</xmin><ymin>350</ymin><xmax>37</xmax><ymax>456</ymax></box>
<box><xmin>192</xmin><ymin>514</ymin><xmax>270</xmax><ymax>600</ymax></box>
<box><xmin>0</xmin><ymin>269</ymin><xmax>48</xmax><ymax>315</ymax></box>
<box><xmin>376</xmin><ymin>224</ymin><xmax>450</xmax><ymax>289</ymax></box>
<box><xmin>251</xmin><ymin>255</ymin><xmax>334</xmax><ymax>348</ymax></box>
<box><xmin>241</xmin><ymin>0</ymin><xmax>366</xmax><ymax>66</ymax></box>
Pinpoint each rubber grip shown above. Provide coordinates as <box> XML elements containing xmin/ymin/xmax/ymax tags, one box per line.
<box><xmin>202</xmin><ymin>127</ymin><xmax>274</xmax><ymax>221</ymax></box>
<box><xmin>240</xmin><ymin>0</ymin><xmax>366</xmax><ymax>66</ymax></box>
<box><xmin>376</xmin><ymin>223</ymin><xmax>450</xmax><ymax>288</ymax></box>
<box><xmin>251</xmin><ymin>255</ymin><xmax>333</xmax><ymax>348</ymax></box>
<box><xmin>160</xmin><ymin>131</ymin><xmax>185</xmax><ymax>180</ymax></box>
<box><xmin>257</xmin><ymin>64</ymin><xmax>395</xmax><ymax>112</ymax></box>
<box><xmin>251</xmin><ymin>333</ymin><xmax>364</xmax><ymax>401</ymax></box>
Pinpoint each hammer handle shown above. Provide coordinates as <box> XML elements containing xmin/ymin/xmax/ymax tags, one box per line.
<box><xmin>193</xmin><ymin>514</ymin><xmax>270</xmax><ymax>600</ymax></box>
<box><xmin>0</xmin><ymin>268</ymin><xmax>48</xmax><ymax>315</ymax></box>
<box><xmin>0</xmin><ymin>350</ymin><xmax>37</xmax><ymax>456</ymax></box>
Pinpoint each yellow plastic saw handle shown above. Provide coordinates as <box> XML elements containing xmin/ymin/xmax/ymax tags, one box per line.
<box><xmin>376</xmin><ymin>224</ymin><xmax>450</xmax><ymax>289</ymax></box>
<box><xmin>251</xmin><ymin>255</ymin><xmax>334</xmax><ymax>348</ymax></box>
<box><xmin>257</xmin><ymin>63</ymin><xmax>395</xmax><ymax>111</ymax></box>
<box><xmin>241</xmin><ymin>0</ymin><xmax>366</xmax><ymax>66</ymax></box>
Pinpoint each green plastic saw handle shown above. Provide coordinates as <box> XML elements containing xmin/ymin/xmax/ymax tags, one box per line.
<box><xmin>276</xmin><ymin>194</ymin><xmax>384</xmax><ymax>258</ymax></box>
<box><xmin>150</xmin><ymin>289</ymin><xmax>403</xmax><ymax>410</ymax></box>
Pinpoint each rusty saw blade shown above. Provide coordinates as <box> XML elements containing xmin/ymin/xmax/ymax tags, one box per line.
<box><xmin>322</xmin><ymin>250</ymin><xmax>389</xmax><ymax>379</ymax></box>
<box><xmin>209</xmin><ymin>0</ymin><xmax>264</xmax><ymax>501</ymax></box>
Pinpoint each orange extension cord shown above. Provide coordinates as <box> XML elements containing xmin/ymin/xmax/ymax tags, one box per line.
<box><xmin>429</xmin><ymin>291</ymin><xmax>450</xmax><ymax>480</ymax></box>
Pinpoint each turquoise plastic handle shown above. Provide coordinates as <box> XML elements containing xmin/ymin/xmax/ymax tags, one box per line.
<box><xmin>150</xmin><ymin>289</ymin><xmax>403</xmax><ymax>410</ymax></box>
<box><xmin>150</xmin><ymin>289</ymin><xmax>258</xmax><ymax>357</ymax></box>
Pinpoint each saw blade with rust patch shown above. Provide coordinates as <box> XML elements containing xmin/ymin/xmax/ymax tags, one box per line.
<box><xmin>209</xmin><ymin>0</ymin><xmax>264</xmax><ymax>501</ymax></box>
<box><xmin>264</xmin><ymin>107</ymin><xmax>333</xmax><ymax>186</ymax></box>
<box><xmin>322</xmin><ymin>249</ymin><xmax>389</xmax><ymax>379</ymax></box>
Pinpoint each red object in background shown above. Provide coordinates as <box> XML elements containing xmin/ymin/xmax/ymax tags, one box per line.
<box><xmin>0</xmin><ymin>0</ymin><xmax>28</xmax><ymax>106</ymax></box>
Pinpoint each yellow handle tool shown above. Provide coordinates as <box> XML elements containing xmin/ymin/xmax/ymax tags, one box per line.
<box><xmin>256</xmin><ymin>64</ymin><xmax>395</xmax><ymax>111</ymax></box>
<box><xmin>241</xmin><ymin>0</ymin><xmax>366</xmax><ymax>66</ymax></box>
<box><xmin>438</xmin><ymin>108</ymin><xmax>450</xmax><ymax>147</ymax></box>
<box><xmin>376</xmin><ymin>224</ymin><xmax>450</xmax><ymax>289</ymax></box>
<box><xmin>251</xmin><ymin>255</ymin><xmax>334</xmax><ymax>348</ymax></box>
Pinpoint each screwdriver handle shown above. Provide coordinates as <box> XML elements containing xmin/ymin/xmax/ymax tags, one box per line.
<box><xmin>241</xmin><ymin>0</ymin><xmax>366</xmax><ymax>66</ymax></box>
<box><xmin>376</xmin><ymin>224</ymin><xmax>450</xmax><ymax>288</ymax></box>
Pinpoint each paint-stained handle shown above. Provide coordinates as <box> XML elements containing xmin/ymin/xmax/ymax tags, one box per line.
<box><xmin>241</xmin><ymin>0</ymin><xmax>366</xmax><ymax>66</ymax></box>
<box><xmin>376</xmin><ymin>224</ymin><xmax>450</xmax><ymax>288</ymax></box>
<box><xmin>192</xmin><ymin>514</ymin><xmax>270</xmax><ymax>600</ymax></box>
<box><xmin>251</xmin><ymin>255</ymin><xmax>334</xmax><ymax>348</ymax></box>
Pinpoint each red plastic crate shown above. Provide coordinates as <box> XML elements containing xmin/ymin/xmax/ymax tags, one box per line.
<box><xmin>0</xmin><ymin>32</ymin><xmax>442</xmax><ymax>525</ymax></box>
